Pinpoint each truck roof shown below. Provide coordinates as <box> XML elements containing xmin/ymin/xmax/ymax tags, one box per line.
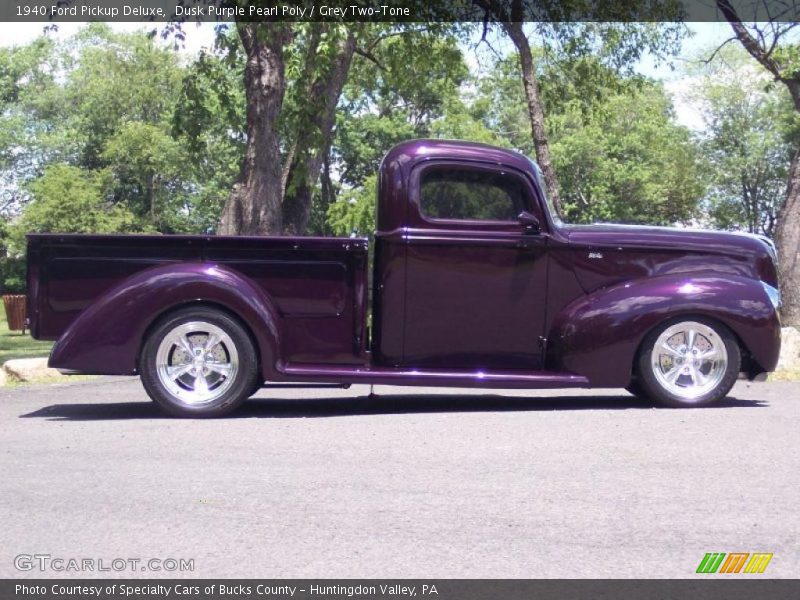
<box><xmin>376</xmin><ymin>139</ymin><xmax>543</xmax><ymax>232</ymax></box>
<box><xmin>382</xmin><ymin>139</ymin><xmax>536</xmax><ymax>174</ymax></box>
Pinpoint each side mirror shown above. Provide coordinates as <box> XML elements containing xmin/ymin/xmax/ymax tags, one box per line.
<box><xmin>517</xmin><ymin>211</ymin><xmax>540</xmax><ymax>233</ymax></box>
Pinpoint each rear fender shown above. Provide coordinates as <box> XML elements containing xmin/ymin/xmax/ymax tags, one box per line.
<box><xmin>49</xmin><ymin>263</ymin><xmax>282</xmax><ymax>378</ymax></box>
<box><xmin>547</xmin><ymin>274</ymin><xmax>781</xmax><ymax>386</ymax></box>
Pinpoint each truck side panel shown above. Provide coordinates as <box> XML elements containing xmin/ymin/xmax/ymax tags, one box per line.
<box><xmin>27</xmin><ymin>234</ymin><xmax>369</xmax><ymax>371</ymax></box>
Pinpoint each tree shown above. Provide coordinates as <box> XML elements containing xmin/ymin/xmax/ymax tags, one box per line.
<box><xmin>551</xmin><ymin>86</ymin><xmax>704</xmax><ymax>225</ymax></box>
<box><xmin>0</xmin><ymin>24</ymin><xmax>217</xmax><ymax>233</ymax></box>
<box><xmin>692</xmin><ymin>46</ymin><xmax>794</xmax><ymax>237</ymax></box>
<box><xmin>325</xmin><ymin>26</ymin><xmax>474</xmax><ymax>235</ymax></box>
<box><xmin>281</xmin><ymin>24</ymin><xmax>357</xmax><ymax>235</ymax></box>
<box><xmin>102</xmin><ymin>122</ymin><xmax>183</xmax><ymax>231</ymax></box>
<box><xmin>333</xmin><ymin>25</ymin><xmax>469</xmax><ymax>188</ymax></box>
<box><xmin>214</xmin><ymin>22</ymin><xmax>361</xmax><ymax>236</ymax></box>
<box><xmin>0</xmin><ymin>34</ymin><xmax>69</xmax><ymax>216</ymax></box>
<box><xmin>327</xmin><ymin>174</ymin><xmax>377</xmax><ymax>236</ymax></box>
<box><xmin>64</xmin><ymin>24</ymin><xmax>183</xmax><ymax>169</ymax></box>
<box><xmin>474</xmin><ymin>1</ymin><xmax>685</xmax><ymax>217</ymax></box>
<box><xmin>172</xmin><ymin>29</ymin><xmax>248</xmax><ymax>234</ymax></box>
<box><xmin>477</xmin><ymin>54</ymin><xmax>703</xmax><ymax>225</ymax></box>
<box><xmin>217</xmin><ymin>22</ymin><xmax>293</xmax><ymax>235</ymax></box>
<box><xmin>329</xmin><ymin>45</ymin><xmax>704</xmax><ymax>236</ymax></box>
<box><xmin>6</xmin><ymin>164</ymin><xmax>140</xmax><ymax>253</ymax></box>
<box><xmin>214</xmin><ymin>22</ymin><xmax>466</xmax><ymax>236</ymax></box>
<box><xmin>716</xmin><ymin>0</ymin><xmax>800</xmax><ymax>325</ymax></box>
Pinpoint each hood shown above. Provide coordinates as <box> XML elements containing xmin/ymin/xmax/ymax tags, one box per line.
<box><xmin>563</xmin><ymin>223</ymin><xmax>774</xmax><ymax>257</ymax></box>
<box><xmin>559</xmin><ymin>223</ymin><xmax>778</xmax><ymax>293</ymax></box>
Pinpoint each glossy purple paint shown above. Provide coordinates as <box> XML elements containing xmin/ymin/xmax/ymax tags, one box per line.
<box><xmin>27</xmin><ymin>139</ymin><xmax>781</xmax><ymax>389</ymax></box>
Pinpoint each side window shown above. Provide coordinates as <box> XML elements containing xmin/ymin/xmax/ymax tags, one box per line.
<box><xmin>419</xmin><ymin>168</ymin><xmax>528</xmax><ymax>222</ymax></box>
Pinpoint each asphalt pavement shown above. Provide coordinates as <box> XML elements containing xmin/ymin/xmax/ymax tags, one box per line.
<box><xmin>1</xmin><ymin>377</ymin><xmax>798</xmax><ymax>578</ymax></box>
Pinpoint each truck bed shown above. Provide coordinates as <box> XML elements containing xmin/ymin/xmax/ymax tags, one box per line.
<box><xmin>27</xmin><ymin>233</ymin><xmax>369</xmax><ymax>366</ymax></box>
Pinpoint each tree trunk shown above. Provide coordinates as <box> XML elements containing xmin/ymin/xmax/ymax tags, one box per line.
<box><xmin>502</xmin><ymin>21</ymin><xmax>564</xmax><ymax>218</ymax></box>
<box><xmin>717</xmin><ymin>0</ymin><xmax>800</xmax><ymax>326</ymax></box>
<box><xmin>775</xmin><ymin>150</ymin><xmax>800</xmax><ymax>325</ymax></box>
<box><xmin>318</xmin><ymin>150</ymin><xmax>335</xmax><ymax>235</ymax></box>
<box><xmin>146</xmin><ymin>173</ymin><xmax>156</xmax><ymax>226</ymax></box>
<box><xmin>282</xmin><ymin>29</ymin><xmax>356</xmax><ymax>235</ymax></box>
<box><xmin>218</xmin><ymin>23</ymin><xmax>293</xmax><ymax>235</ymax></box>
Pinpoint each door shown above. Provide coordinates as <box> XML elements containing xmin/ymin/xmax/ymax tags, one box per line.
<box><xmin>401</xmin><ymin>162</ymin><xmax>549</xmax><ymax>370</ymax></box>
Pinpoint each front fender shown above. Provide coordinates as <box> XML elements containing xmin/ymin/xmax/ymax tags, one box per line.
<box><xmin>49</xmin><ymin>263</ymin><xmax>282</xmax><ymax>378</ymax></box>
<box><xmin>547</xmin><ymin>274</ymin><xmax>781</xmax><ymax>386</ymax></box>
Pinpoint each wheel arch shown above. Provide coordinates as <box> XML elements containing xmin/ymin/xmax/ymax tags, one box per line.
<box><xmin>135</xmin><ymin>300</ymin><xmax>264</xmax><ymax>378</ymax></box>
<box><xmin>628</xmin><ymin>312</ymin><xmax>744</xmax><ymax>384</ymax></box>
<box><xmin>48</xmin><ymin>262</ymin><xmax>283</xmax><ymax>379</ymax></box>
<box><xmin>546</xmin><ymin>274</ymin><xmax>781</xmax><ymax>387</ymax></box>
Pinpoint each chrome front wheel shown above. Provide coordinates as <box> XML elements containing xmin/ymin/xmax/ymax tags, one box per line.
<box><xmin>651</xmin><ymin>321</ymin><xmax>728</xmax><ymax>400</ymax></box>
<box><xmin>638</xmin><ymin>318</ymin><xmax>740</xmax><ymax>407</ymax></box>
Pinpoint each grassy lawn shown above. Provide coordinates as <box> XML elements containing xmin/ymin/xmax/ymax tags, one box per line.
<box><xmin>0</xmin><ymin>301</ymin><xmax>53</xmax><ymax>364</ymax></box>
<box><xmin>768</xmin><ymin>368</ymin><xmax>800</xmax><ymax>382</ymax></box>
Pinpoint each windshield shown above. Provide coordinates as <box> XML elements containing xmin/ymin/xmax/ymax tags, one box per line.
<box><xmin>528</xmin><ymin>158</ymin><xmax>563</xmax><ymax>226</ymax></box>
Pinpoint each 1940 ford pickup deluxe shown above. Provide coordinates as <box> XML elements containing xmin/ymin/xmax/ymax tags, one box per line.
<box><xmin>26</xmin><ymin>140</ymin><xmax>782</xmax><ymax>417</ymax></box>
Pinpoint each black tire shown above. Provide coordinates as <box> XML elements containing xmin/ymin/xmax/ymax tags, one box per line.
<box><xmin>140</xmin><ymin>307</ymin><xmax>259</xmax><ymax>417</ymax></box>
<box><xmin>625</xmin><ymin>379</ymin><xmax>647</xmax><ymax>399</ymax></box>
<box><xmin>250</xmin><ymin>378</ymin><xmax>264</xmax><ymax>398</ymax></box>
<box><xmin>636</xmin><ymin>316</ymin><xmax>740</xmax><ymax>408</ymax></box>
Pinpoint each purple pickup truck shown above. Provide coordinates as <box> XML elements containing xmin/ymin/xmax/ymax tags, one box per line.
<box><xmin>26</xmin><ymin>140</ymin><xmax>781</xmax><ymax>416</ymax></box>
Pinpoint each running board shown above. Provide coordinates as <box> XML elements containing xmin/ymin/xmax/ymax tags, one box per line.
<box><xmin>278</xmin><ymin>363</ymin><xmax>589</xmax><ymax>389</ymax></box>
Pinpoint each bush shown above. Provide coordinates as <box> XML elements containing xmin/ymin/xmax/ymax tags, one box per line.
<box><xmin>0</xmin><ymin>256</ymin><xmax>26</xmax><ymax>294</ymax></box>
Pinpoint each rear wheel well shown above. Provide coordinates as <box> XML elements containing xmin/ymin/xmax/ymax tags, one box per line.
<box><xmin>136</xmin><ymin>301</ymin><xmax>262</xmax><ymax>376</ymax></box>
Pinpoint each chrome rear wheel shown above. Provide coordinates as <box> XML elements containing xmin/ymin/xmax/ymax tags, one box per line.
<box><xmin>155</xmin><ymin>321</ymin><xmax>239</xmax><ymax>405</ymax></box>
<box><xmin>141</xmin><ymin>308</ymin><xmax>258</xmax><ymax>417</ymax></box>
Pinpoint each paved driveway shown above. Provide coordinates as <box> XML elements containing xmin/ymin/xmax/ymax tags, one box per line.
<box><xmin>1</xmin><ymin>378</ymin><xmax>797</xmax><ymax>578</ymax></box>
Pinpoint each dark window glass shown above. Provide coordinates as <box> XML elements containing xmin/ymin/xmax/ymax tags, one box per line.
<box><xmin>420</xmin><ymin>168</ymin><xmax>527</xmax><ymax>222</ymax></box>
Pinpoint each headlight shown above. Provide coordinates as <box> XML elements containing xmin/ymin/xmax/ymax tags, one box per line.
<box><xmin>761</xmin><ymin>281</ymin><xmax>781</xmax><ymax>309</ymax></box>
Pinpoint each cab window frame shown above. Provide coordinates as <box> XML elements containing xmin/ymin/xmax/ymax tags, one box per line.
<box><xmin>408</xmin><ymin>160</ymin><xmax>541</xmax><ymax>230</ymax></box>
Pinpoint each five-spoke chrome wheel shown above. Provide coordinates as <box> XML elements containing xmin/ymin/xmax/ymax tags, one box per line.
<box><xmin>637</xmin><ymin>317</ymin><xmax>740</xmax><ymax>407</ymax></box>
<box><xmin>155</xmin><ymin>321</ymin><xmax>239</xmax><ymax>405</ymax></box>
<box><xmin>650</xmin><ymin>321</ymin><xmax>727</xmax><ymax>400</ymax></box>
<box><xmin>140</xmin><ymin>307</ymin><xmax>258</xmax><ymax>417</ymax></box>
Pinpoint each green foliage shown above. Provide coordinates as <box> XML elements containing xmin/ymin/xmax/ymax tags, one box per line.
<box><xmin>1</xmin><ymin>24</ymin><xmax>234</xmax><ymax>244</ymax></box>
<box><xmin>334</xmin><ymin>26</ymin><xmax>469</xmax><ymax>189</ymax></box>
<box><xmin>550</xmin><ymin>84</ymin><xmax>704</xmax><ymax>224</ymax></box>
<box><xmin>65</xmin><ymin>23</ymin><xmax>183</xmax><ymax>168</ymax></box>
<box><xmin>470</xmin><ymin>52</ymin><xmax>705</xmax><ymax>225</ymax></box>
<box><xmin>540</xmin><ymin>22</ymin><xmax>686</xmax><ymax>74</ymax></box>
<box><xmin>1</xmin><ymin>215</ymin><xmax>25</xmax><ymax>292</ymax></box>
<box><xmin>7</xmin><ymin>164</ymin><xmax>140</xmax><ymax>253</ymax></box>
<box><xmin>691</xmin><ymin>45</ymin><xmax>795</xmax><ymax>237</ymax></box>
<box><xmin>102</xmin><ymin>122</ymin><xmax>183</xmax><ymax>229</ymax></box>
<box><xmin>317</xmin><ymin>25</ymin><xmax>474</xmax><ymax>234</ymax></box>
<box><xmin>0</xmin><ymin>34</ymin><xmax>70</xmax><ymax>215</ymax></box>
<box><xmin>0</xmin><ymin>21</ymin><xmax>774</xmax><ymax>253</ymax></box>
<box><xmin>0</xmin><ymin>256</ymin><xmax>25</xmax><ymax>294</ymax></box>
<box><xmin>327</xmin><ymin>175</ymin><xmax>377</xmax><ymax>236</ymax></box>
<box><xmin>172</xmin><ymin>30</ymin><xmax>246</xmax><ymax>234</ymax></box>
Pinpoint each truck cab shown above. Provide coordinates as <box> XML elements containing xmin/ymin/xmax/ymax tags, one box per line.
<box><xmin>27</xmin><ymin>139</ymin><xmax>782</xmax><ymax>416</ymax></box>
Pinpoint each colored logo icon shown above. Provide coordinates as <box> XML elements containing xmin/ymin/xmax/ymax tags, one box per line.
<box><xmin>696</xmin><ymin>552</ymin><xmax>773</xmax><ymax>574</ymax></box>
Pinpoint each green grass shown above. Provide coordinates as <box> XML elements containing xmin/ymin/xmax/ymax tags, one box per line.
<box><xmin>0</xmin><ymin>301</ymin><xmax>54</xmax><ymax>364</ymax></box>
<box><xmin>768</xmin><ymin>368</ymin><xmax>800</xmax><ymax>382</ymax></box>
